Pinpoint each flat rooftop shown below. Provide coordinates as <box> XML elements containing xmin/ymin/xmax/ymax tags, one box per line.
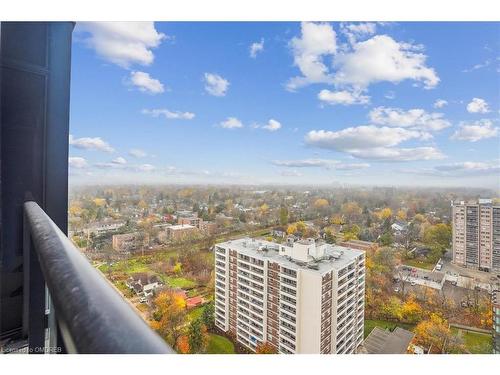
<box><xmin>362</xmin><ymin>327</ymin><xmax>414</xmax><ymax>354</ymax></box>
<box><xmin>169</xmin><ymin>224</ymin><xmax>196</xmax><ymax>230</ymax></box>
<box><xmin>216</xmin><ymin>238</ymin><xmax>364</xmax><ymax>273</ymax></box>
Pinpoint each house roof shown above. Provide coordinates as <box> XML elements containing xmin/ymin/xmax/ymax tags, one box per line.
<box><xmin>186</xmin><ymin>296</ymin><xmax>203</xmax><ymax>307</ymax></box>
<box><xmin>362</xmin><ymin>327</ymin><xmax>415</xmax><ymax>354</ymax></box>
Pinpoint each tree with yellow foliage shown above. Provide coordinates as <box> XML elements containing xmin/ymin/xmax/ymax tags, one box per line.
<box><xmin>330</xmin><ymin>214</ymin><xmax>344</xmax><ymax>225</ymax></box>
<box><xmin>93</xmin><ymin>198</ymin><xmax>106</xmax><ymax>207</ymax></box>
<box><xmin>380</xmin><ymin>207</ymin><xmax>393</xmax><ymax>219</ymax></box>
<box><xmin>150</xmin><ymin>290</ymin><xmax>187</xmax><ymax>349</ymax></box>
<box><xmin>313</xmin><ymin>198</ymin><xmax>329</xmax><ymax>209</ymax></box>
<box><xmin>396</xmin><ymin>209</ymin><xmax>407</xmax><ymax>221</ymax></box>
<box><xmin>401</xmin><ymin>295</ymin><xmax>423</xmax><ymax>323</ymax></box>
<box><xmin>413</xmin><ymin>313</ymin><xmax>464</xmax><ymax>353</ymax></box>
<box><xmin>287</xmin><ymin>223</ymin><xmax>297</xmax><ymax>235</ymax></box>
<box><xmin>259</xmin><ymin>203</ymin><xmax>269</xmax><ymax>215</ymax></box>
<box><xmin>296</xmin><ymin>221</ymin><xmax>306</xmax><ymax>233</ymax></box>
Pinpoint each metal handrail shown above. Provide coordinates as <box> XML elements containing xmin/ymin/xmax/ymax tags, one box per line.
<box><xmin>23</xmin><ymin>201</ymin><xmax>174</xmax><ymax>354</ymax></box>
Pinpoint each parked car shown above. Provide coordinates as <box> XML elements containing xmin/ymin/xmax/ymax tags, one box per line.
<box><xmin>410</xmin><ymin>281</ymin><xmax>416</xmax><ymax>286</ymax></box>
<box><xmin>394</xmin><ymin>287</ymin><xmax>400</xmax><ymax>293</ymax></box>
<box><xmin>139</xmin><ymin>297</ymin><xmax>147</xmax><ymax>303</ymax></box>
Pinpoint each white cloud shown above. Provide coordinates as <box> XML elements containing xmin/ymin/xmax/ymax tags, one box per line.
<box><xmin>406</xmin><ymin>161</ymin><xmax>500</xmax><ymax>177</ymax></box>
<box><xmin>340</xmin><ymin>22</ymin><xmax>377</xmax><ymax>44</ymax></box>
<box><xmin>462</xmin><ymin>59</ymin><xmax>493</xmax><ymax>73</ymax></box>
<box><xmin>287</xmin><ymin>23</ymin><xmax>439</xmax><ymax>94</ymax></box>
<box><xmin>287</xmin><ymin>22</ymin><xmax>337</xmax><ymax>90</ymax></box>
<box><xmin>129</xmin><ymin>149</ymin><xmax>147</xmax><ymax>158</ymax></box>
<box><xmin>305</xmin><ymin>126</ymin><xmax>429</xmax><ymax>150</ymax></box>
<box><xmin>304</xmin><ymin>126</ymin><xmax>443</xmax><ymax>161</ymax></box>
<box><xmin>433</xmin><ymin>99</ymin><xmax>448</xmax><ymax>108</ymax></box>
<box><xmin>219</xmin><ymin>117</ymin><xmax>243</xmax><ymax>129</ymax></box>
<box><xmin>333</xmin><ymin>35</ymin><xmax>439</xmax><ymax>90</ymax></box>
<box><xmin>142</xmin><ymin>108</ymin><xmax>195</xmax><ymax>120</ymax></box>
<box><xmin>69</xmin><ymin>135</ymin><xmax>114</xmax><ymax>153</ymax></box>
<box><xmin>204</xmin><ymin>73</ymin><xmax>229</xmax><ymax>97</ymax></box>
<box><xmin>318</xmin><ymin>89</ymin><xmax>370</xmax><ymax>106</ymax></box>
<box><xmin>368</xmin><ymin>107</ymin><xmax>451</xmax><ymax>131</ymax></box>
<box><xmin>466</xmin><ymin>98</ymin><xmax>490</xmax><ymax>113</ymax></box>
<box><xmin>452</xmin><ymin>119</ymin><xmax>498</xmax><ymax>142</ymax></box>
<box><xmin>261</xmin><ymin>119</ymin><xmax>282</xmax><ymax>132</ymax></box>
<box><xmin>250</xmin><ymin>39</ymin><xmax>264</xmax><ymax>58</ymax></box>
<box><xmin>69</xmin><ymin>157</ymin><xmax>88</xmax><ymax>169</ymax></box>
<box><xmin>137</xmin><ymin>164</ymin><xmax>156</xmax><ymax>172</ymax></box>
<box><xmin>112</xmin><ymin>157</ymin><xmax>127</xmax><ymax>165</ymax></box>
<box><xmin>76</xmin><ymin>22</ymin><xmax>166</xmax><ymax>68</ymax></box>
<box><xmin>347</xmin><ymin>146</ymin><xmax>444</xmax><ymax>161</ymax></box>
<box><xmin>128</xmin><ymin>71</ymin><xmax>164</xmax><ymax>94</ymax></box>
<box><xmin>272</xmin><ymin>158</ymin><xmax>369</xmax><ymax>170</ymax></box>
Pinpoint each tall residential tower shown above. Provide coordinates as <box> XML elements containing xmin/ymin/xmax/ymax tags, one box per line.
<box><xmin>452</xmin><ymin>199</ymin><xmax>500</xmax><ymax>273</ymax></box>
<box><xmin>214</xmin><ymin>237</ymin><xmax>365</xmax><ymax>354</ymax></box>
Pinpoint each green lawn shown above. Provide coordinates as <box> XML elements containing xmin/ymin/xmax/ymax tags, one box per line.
<box><xmin>205</xmin><ymin>334</ymin><xmax>235</xmax><ymax>354</ymax></box>
<box><xmin>364</xmin><ymin>319</ymin><xmax>416</xmax><ymax>338</ymax></box>
<box><xmin>403</xmin><ymin>258</ymin><xmax>436</xmax><ymax>271</ymax></box>
<box><xmin>165</xmin><ymin>276</ymin><xmax>197</xmax><ymax>289</ymax></box>
<box><xmin>187</xmin><ymin>306</ymin><xmax>205</xmax><ymax>322</ymax></box>
<box><xmin>451</xmin><ymin>328</ymin><xmax>493</xmax><ymax>354</ymax></box>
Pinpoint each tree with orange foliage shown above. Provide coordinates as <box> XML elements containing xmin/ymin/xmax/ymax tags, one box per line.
<box><xmin>413</xmin><ymin>313</ymin><xmax>464</xmax><ymax>353</ymax></box>
<box><xmin>150</xmin><ymin>290</ymin><xmax>187</xmax><ymax>349</ymax></box>
<box><xmin>255</xmin><ymin>342</ymin><xmax>277</xmax><ymax>354</ymax></box>
<box><xmin>177</xmin><ymin>335</ymin><xmax>190</xmax><ymax>354</ymax></box>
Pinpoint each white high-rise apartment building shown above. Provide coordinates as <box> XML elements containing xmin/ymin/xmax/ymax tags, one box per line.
<box><xmin>214</xmin><ymin>237</ymin><xmax>365</xmax><ymax>354</ymax></box>
<box><xmin>452</xmin><ymin>199</ymin><xmax>500</xmax><ymax>273</ymax></box>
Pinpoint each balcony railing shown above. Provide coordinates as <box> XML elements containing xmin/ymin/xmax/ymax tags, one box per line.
<box><xmin>23</xmin><ymin>201</ymin><xmax>174</xmax><ymax>354</ymax></box>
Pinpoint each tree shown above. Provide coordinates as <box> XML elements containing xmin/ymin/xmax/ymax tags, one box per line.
<box><xmin>382</xmin><ymin>296</ymin><xmax>403</xmax><ymax>321</ymax></box>
<box><xmin>330</xmin><ymin>214</ymin><xmax>344</xmax><ymax>225</ymax></box>
<box><xmin>413</xmin><ymin>313</ymin><xmax>463</xmax><ymax>353</ymax></box>
<box><xmin>396</xmin><ymin>209</ymin><xmax>407</xmax><ymax>221</ymax></box>
<box><xmin>342</xmin><ymin>224</ymin><xmax>360</xmax><ymax>241</ymax></box>
<box><xmin>188</xmin><ymin>318</ymin><xmax>209</xmax><ymax>353</ymax></box>
<box><xmin>296</xmin><ymin>221</ymin><xmax>307</xmax><ymax>234</ymax></box>
<box><xmin>255</xmin><ymin>342</ymin><xmax>277</xmax><ymax>354</ymax></box>
<box><xmin>340</xmin><ymin>202</ymin><xmax>362</xmax><ymax>224</ymax></box>
<box><xmin>150</xmin><ymin>290</ymin><xmax>187</xmax><ymax>349</ymax></box>
<box><xmin>201</xmin><ymin>301</ymin><xmax>215</xmax><ymax>332</ymax></box>
<box><xmin>177</xmin><ymin>335</ymin><xmax>190</xmax><ymax>354</ymax></box>
<box><xmin>423</xmin><ymin>223</ymin><xmax>452</xmax><ymax>261</ymax></box>
<box><xmin>286</xmin><ymin>223</ymin><xmax>297</xmax><ymax>235</ymax></box>
<box><xmin>324</xmin><ymin>228</ymin><xmax>336</xmax><ymax>244</ymax></box>
<box><xmin>380</xmin><ymin>207</ymin><xmax>393</xmax><ymax>220</ymax></box>
<box><xmin>279</xmin><ymin>205</ymin><xmax>289</xmax><ymax>226</ymax></box>
<box><xmin>397</xmin><ymin>222</ymin><xmax>421</xmax><ymax>257</ymax></box>
<box><xmin>378</xmin><ymin>231</ymin><xmax>394</xmax><ymax>246</ymax></box>
<box><xmin>401</xmin><ymin>295</ymin><xmax>424</xmax><ymax>324</ymax></box>
<box><xmin>259</xmin><ymin>203</ymin><xmax>269</xmax><ymax>215</ymax></box>
<box><xmin>313</xmin><ymin>198</ymin><xmax>329</xmax><ymax>209</ymax></box>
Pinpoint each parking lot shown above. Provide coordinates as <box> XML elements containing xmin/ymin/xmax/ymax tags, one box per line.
<box><xmin>395</xmin><ymin>265</ymin><xmax>446</xmax><ymax>290</ymax></box>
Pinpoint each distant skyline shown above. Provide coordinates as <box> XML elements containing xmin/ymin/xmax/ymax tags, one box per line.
<box><xmin>69</xmin><ymin>22</ymin><xmax>500</xmax><ymax>188</ymax></box>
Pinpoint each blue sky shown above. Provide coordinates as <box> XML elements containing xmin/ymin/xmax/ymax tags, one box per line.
<box><xmin>69</xmin><ymin>22</ymin><xmax>500</xmax><ymax>188</ymax></box>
